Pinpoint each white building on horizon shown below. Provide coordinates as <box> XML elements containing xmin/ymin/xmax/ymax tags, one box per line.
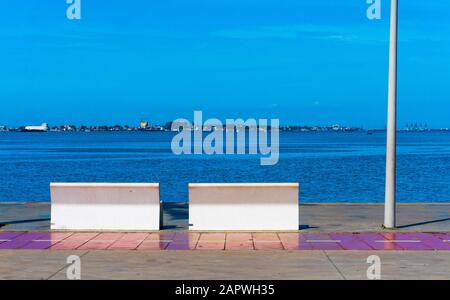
<box><xmin>24</xmin><ymin>123</ymin><xmax>49</xmax><ymax>132</ymax></box>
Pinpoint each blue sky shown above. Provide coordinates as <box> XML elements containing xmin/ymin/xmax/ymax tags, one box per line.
<box><xmin>1</xmin><ymin>0</ymin><xmax>449</xmax><ymax>128</ymax></box>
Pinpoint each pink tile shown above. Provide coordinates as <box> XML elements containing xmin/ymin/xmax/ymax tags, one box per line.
<box><xmin>278</xmin><ymin>233</ymin><xmax>300</xmax><ymax>250</ymax></box>
<box><xmin>196</xmin><ymin>242</ymin><xmax>225</xmax><ymax>250</ymax></box>
<box><xmin>252</xmin><ymin>233</ymin><xmax>279</xmax><ymax>241</ymax></box>
<box><xmin>77</xmin><ymin>233</ymin><xmax>125</xmax><ymax>250</ymax></box>
<box><xmin>252</xmin><ymin>233</ymin><xmax>283</xmax><ymax>250</ymax></box>
<box><xmin>225</xmin><ymin>241</ymin><xmax>254</xmax><ymax>250</ymax></box>
<box><xmin>196</xmin><ymin>233</ymin><xmax>226</xmax><ymax>250</ymax></box>
<box><xmin>253</xmin><ymin>241</ymin><xmax>284</xmax><ymax>250</ymax></box>
<box><xmin>278</xmin><ymin>233</ymin><xmax>299</xmax><ymax>240</ymax></box>
<box><xmin>199</xmin><ymin>233</ymin><xmax>226</xmax><ymax>241</ymax></box>
<box><xmin>50</xmin><ymin>232</ymin><xmax>99</xmax><ymax>250</ymax></box>
<box><xmin>227</xmin><ymin>233</ymin><xmax>253</xmax><ymax>241</ymax></box>
<box><xmin>225</xmin><ymin>233</ymin><xmax>254</xmax><ymax>250</ymax></box>
<box><xmin>278</xmin><ymin>233</ymin><xmax>315</xmax><ymax>250</ymax></box>
<box><xmin>108</xmin><ymin>233</ymin><xmax>149</xmax><ymax>250</ymax></box>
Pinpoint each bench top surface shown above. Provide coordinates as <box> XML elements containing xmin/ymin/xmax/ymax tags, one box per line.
<box><xmin>50</xmin><ymin>183</ymin><xmax>159</xmax><ymax>188</ymax></box>
<box><xmin>189</xmin><ymin>183</ymin><xmax>299</xmax><ymax>188</ymax></box>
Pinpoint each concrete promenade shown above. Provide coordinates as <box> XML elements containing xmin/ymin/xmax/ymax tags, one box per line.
<box><xmin>0</xmin><ymin>202</ymin><xmax>449</xmax><ymax>280</ymax></box>
<box><xmin>1</xmin><ymin>202</ymin><xmax>449</xmax><ymax>232</ymax></box>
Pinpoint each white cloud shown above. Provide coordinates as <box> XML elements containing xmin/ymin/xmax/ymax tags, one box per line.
<box><xmin>212</xmin><ymin>24</ymin><xmax>360</xmax><ymax>42</ymax></box>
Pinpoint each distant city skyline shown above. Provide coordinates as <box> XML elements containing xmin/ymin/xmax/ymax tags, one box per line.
<box><xmin>1</xmin><ymin>121</ymin><xmax>447</xmax><ymax>132</ymax></box>
<box><xmin>1</xmin><ymin>1</ymin><xmax>450</xmax><ymax>128</ymax></box>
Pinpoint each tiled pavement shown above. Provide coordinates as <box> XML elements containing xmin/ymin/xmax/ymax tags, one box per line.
<box><xmin>0</xmin><ymin>231</ymin><xmax>449</xmax><ymax>251</ymax></box>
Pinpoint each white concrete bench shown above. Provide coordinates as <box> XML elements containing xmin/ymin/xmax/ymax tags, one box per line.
<box><xmin>188</xmin><ymin>183</ymin><xmax>299</xmax><ymax>231</ymax></box>
<box><xmin>50</xmin><ymin>183</ymin><xmax>161</xmax><ymax>231</ymax></box>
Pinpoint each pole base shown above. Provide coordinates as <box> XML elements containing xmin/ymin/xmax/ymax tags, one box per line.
<box><xmin>381</xmin><ymin>224</ymin><xmax>397</xmax><ymax>230</ymax></box>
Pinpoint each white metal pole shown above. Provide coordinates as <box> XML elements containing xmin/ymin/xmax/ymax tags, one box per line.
<box><xmin>384</xmin><ymin>0</ymin><xmax>398</xmax><ymax>229</ymax></box>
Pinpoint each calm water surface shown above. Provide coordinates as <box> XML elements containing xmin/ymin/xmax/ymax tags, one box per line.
<box><xmin>0</xmin><ymin>131</ymin><xmax>449</xmax><ymax>203</ymax></box>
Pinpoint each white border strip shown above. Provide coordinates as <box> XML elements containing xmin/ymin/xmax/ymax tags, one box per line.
<box><xmin>375</xmin><ymin>240</ymin><xmax>421</xmax><ymax>243</ymax></box>
<box><xmin>306</xmin><ymin>240</ymin><xmax>341</xmax><ymax>243</ymax></box>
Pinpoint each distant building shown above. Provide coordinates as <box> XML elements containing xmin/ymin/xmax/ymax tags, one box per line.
<box><xmin>152</xmin><ymin>125</ymin><xmax>164</xmax><ymax>131</ymax></box>
<box><xmin>140</xmin><ymin>121</ymin><xmax>149</xmax><ymax>129</ymax></box>
<box><xmin>331</xmin><ymin>124</ymin><xmax>341</xmax><ymax>131</ymax></box>
<box><xmin>23</xmin><ymin>123</ymin><xmax>49</xmax><ymax>132</ymax></box>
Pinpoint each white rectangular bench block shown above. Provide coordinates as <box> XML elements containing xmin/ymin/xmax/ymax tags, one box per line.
<box><xmin>189</xmin><ymin>183</ymin><xmax>299</xmax><ymax>231</ymax></box>
<box><xmin>50</xmin><ymin>183</ymin><xmax>160</xmax><ymax>231</ymax></box>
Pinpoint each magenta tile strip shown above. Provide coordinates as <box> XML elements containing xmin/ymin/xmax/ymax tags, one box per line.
<box><xmin>0</xmin><ymin>232</ymin><xmax>25</xmax><ymax>245</ymax></box>
<box><xmin>433</xmin><ymin>233</ymin><xmax>450</xmax><ymax>242</ymax></box>
<box><xmin>381</xmin><ymin>233</ymin><xmax>434</xmax><ymax>251</ymax></box>
<box><xmin>166</xmin><ymin>232</ymin><xmax>200</xmax><ymax>250</ymax></box>
<box><xmin>303</xmin><ymin>233</ymin><xmax>344</xmax><ymax>250</ymax></box>
<box><xmin>0</xmin><ymin>232</ymin><xmax>449</xmax><ymax>251</ymax></box>
<box><xmin>356</xmin><ymin>233</ymin><xmax>405</xmax><ymax>250</ymax></box>
<box><xmin>330</xmin><ymin>233</ymin><xmax>373</xmax><ymax>250</ymax></box>
<box><xmin>0</xmin><ymin>232</ymin><xmax>48</xmax><ymax>250</ymax></box>
<box><xmin>22</xmin><ymin>232</ymin><xmax>74</xmax><ymax>250</ymax></box>
<box><xmin>421</xmin><ymin>233</ymin><xmax>450</xmax><ymax>250</ymax></box>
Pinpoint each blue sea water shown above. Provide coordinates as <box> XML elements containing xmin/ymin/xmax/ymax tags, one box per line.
<box><xmin>0</xmin><ymin>131</ymin><xmax>449</xmax><ymax>203</ymax></box>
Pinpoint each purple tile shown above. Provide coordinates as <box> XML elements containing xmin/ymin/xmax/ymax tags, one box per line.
<box><xmin>303</xmin><ymin>233</ymin><xmax>343</xmax><ymax>250</ymax></box>
<box><xmin>330</xmin><ymin>233</ymin><xmax>373</xmax><ymax>250</ymax></box>
<box><xmin>297</xmin><ymin>234</ymin><xmax>315</xmax><ymax>250</ymax></box>
<box><xmin>382</xmin><ymin>233</ymin><xmax>434</xmax><ymax>250</ymax></box>
<box><xmin>383</xmin><ymin>233</ymin><xmax>449</xmax><ymax>251</ymax></box>
<box><xmin>356</xmin><ymin>233</ymin><xmax>405</xmax><ymax>250</ymax></box>
<box><xmin>165</xmin><ymin>232</ymin><xmax>199</xmax><ymax>250</ymax></box>
<box><xmin>0</xmin><ymin>232</ymin><xmax>48</xmax><ymax>249</ymax></box>
<box><xmin>22</xmin><ymin>232</ymin><xmax>73</xmax><ymax>250</ymax></box>
<box><xmin>432</xmin><ymin>233</ymin><xmax>450</xmax><ymax>241</ymax></box>
<box><xmin>417</xmin><ymin>234</ymin><xmax>450</xmax><ymax>251</ymax></box>
<box><xmin>0</xmin><ymin>232</ymin><xmax>25</xmax><ymax>244</ymax></box>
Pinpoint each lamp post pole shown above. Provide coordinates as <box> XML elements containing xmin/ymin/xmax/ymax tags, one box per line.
<box><xmin>384</xmin><ymin>0</ymin><xmax>398</xmax><ymax>229</ymax></box>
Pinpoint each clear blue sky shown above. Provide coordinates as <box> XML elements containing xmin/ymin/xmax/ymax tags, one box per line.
<box><xmin>1</xmin><ymin>0</ymin><xmax>449</xmax><ymax>128</ymax></box>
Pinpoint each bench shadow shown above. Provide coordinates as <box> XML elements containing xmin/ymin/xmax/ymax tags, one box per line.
<box><xmin>299</xmin><ymin>224</ymin><xmax>319</xmax><ymax>230</ymax></box>
<box><xmin>397</xmin><ymin>217</ymin><xmax>450</xmax><ymax>229</ymax></box>
<box><xmin>0</xmin><ymin>218</ymin><xmax>50</xmax><ymax>225</ymax></box>
<box><xmin>162</xmin><ymin>202</ymin><xmax>189</xmax><ymax>230</ymax></box>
